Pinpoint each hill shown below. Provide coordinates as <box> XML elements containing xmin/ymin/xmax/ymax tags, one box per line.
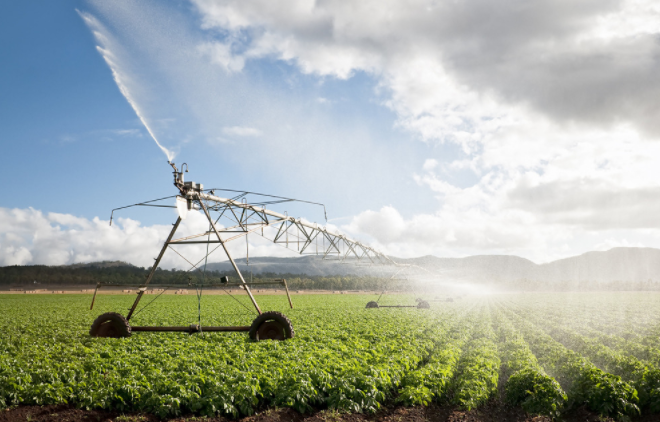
<box><xmin>2</xmin><ymin>247</ymin><xmax>660</xmax><ymax>291</ymax></box>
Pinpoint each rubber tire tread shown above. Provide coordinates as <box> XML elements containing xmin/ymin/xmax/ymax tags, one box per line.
<box><xmin>89</xmin><ymin>312</ymin><xmax>132</xmax><ymax>338</ymax></box>
<box><xmin>249</xmin><ymin>311</ymin><xmax>294</xmax><ymax>341</ymax></box>
<box><xmin>365</xmin><ymin>301</ymin><xmax>379</xmax><ymax>308</ymax></box>
<box><xmin>417</xmin><ymin>300</ymin><xmax>430</xmax><ymax>309</ymax></box>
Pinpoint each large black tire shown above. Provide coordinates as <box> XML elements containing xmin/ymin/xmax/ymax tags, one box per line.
<box><xmin>417</xmin><ymin>300</ymin><xmax>430</xmax><ymax>309</ymax></box>
<box><xmin>365</xmin><ymin>301</ymin><xmax>379</xmax><ymax>309</ymax></box>
<box><xmin>249</xmin><ymin>311</ymin><xmax>294</xmax><ymax>341</ymax></box>
<box><xmin>89</xmin><ymin>312</ymin><xmax>131</xmax><ymax>338</ymax></box>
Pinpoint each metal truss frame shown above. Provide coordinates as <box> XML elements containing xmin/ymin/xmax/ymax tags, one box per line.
<box><xmin>107</xmin><ymin>163</ymin><xmax>402</xmax><ymax>323</ymax></box>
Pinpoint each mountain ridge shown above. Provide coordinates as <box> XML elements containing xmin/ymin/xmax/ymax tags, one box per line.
<box><xmin>205</xmin><ymin>247</ymin><xmax>660</xmax><ymax>283</ymax></box>
<box><xmin>4</xmin><ymin>247</ymin><xmax>658</xmax><ymax>285</ymax></box>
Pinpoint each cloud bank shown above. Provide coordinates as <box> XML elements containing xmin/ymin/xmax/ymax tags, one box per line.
<box><xmin>186</xmin><ymin>0</ymin><xmax>660</xmax><ymax>261</ymax></box>
<box><xmin>40</xmin><ymin>0</ymin><xmax>660</xmax><ymax>264</ymax></box>
<box><xmin>0</xmin><ymin>207</ymin><xmax>299</xmax><ymax>269</ymax></box>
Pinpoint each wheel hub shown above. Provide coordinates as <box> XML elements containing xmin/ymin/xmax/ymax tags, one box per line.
<box><xmin>257</xmin><ymin>320</ymin><xmax>285</xmax><ymax>340</ymax></box>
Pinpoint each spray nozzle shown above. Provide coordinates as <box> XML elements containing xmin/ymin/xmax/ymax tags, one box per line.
<box><xmin>169</xmin><ymin>162</ymin><xmax>192</xmax><ymax>192</ymax></box>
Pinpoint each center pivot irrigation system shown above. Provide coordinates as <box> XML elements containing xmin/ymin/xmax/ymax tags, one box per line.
<box><xmin>365</xmin><ymin>265</ymin><xmax>432</xmax><ymax>309</ymax></box>
<box><xmin>89</xmin><ymin>162</ymin><xmax>410</xmax><ymax>341</ymax></box>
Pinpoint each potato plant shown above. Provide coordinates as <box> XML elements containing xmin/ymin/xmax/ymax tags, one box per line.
<box><xmin>1</xmin><ymin>292</ymin><xmax>660</xmax><ymax>419</ymax></box>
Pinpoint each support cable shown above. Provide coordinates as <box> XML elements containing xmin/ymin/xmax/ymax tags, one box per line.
<box><xmin>205</xmin><ymin>188</ymin><xmax>328</xmax><ymax>222</ymax></box>
<box><xmin>220</xmin><ymin>286</ymin><xmax>254</xmax><ymax>314</ymax></box>
<box><xmin>131</xmin><ymin>287</ymin><xmax>170</xmax><ymax>318</ymax></box>
<box><xmin>109</xmin><ymin>195</ymin><xmax>178</xmax><ymax>226</ymax></box>
<box><xmin>197</xmin><ymin>205</ymin><xmax>212</xmax><ymax>333</ymax></box>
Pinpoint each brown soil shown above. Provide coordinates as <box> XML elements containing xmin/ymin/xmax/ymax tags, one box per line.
<box><xmin>8</xmin><ymin>402</ymin><xmax>660</xmax><ymax>422</ymax></box>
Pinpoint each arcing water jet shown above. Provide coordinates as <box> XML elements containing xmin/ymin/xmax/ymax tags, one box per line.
<box><xmin>78</xmin><ymin>10</ymin><xmax>175</xmax><ymax>162</ymax></box>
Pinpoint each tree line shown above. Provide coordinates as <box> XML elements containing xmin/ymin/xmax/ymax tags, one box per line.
<box><xmin>0</xmin><ymin>262</ymin><xmax>403</xmax><ymax>291</ymax></box>
<box><xmin>3</xmin><ymin>262</ymin><xmax>660</xmax><ymax>291</ymax></box>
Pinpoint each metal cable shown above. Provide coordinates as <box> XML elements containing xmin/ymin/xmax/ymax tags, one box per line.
<box><xmin>131</xmin><ymin>287</ymin><xmax>170</xmax><ymax>318</ymax></box>
<box><xmin>197</xmin><ymin>204</ymin><xmax>212</xmax><ymax>333</ymax></box>
<box><xmin>376</xmin><ymin>289</ymin><xmax>386</xmax><ymax>304</ymax></box>
<box><xmin>220</xmin><ymin>286</ymin><xmax>254</xmax><ymax>314</ymax></box>
<box><xmin>109</xmin><ymin>195</ymin><xmax>178</xmax><ymax>226</ymax></box>
<box><xmin>205</xmin><ymin>188</ymin><xmax>327</xmax><ymax>221</ymax></box>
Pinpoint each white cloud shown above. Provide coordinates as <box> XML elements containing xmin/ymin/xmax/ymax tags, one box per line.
<box><xmin>345</xmin><ymin>146</ymin><xmax>660</xmax><ymax>262</ymax></box>
<box><xmin>111</xmin><ymin>128</ymin><xmax>141</xmax><ymax>136</ymax></box>
<box><xmin>0</xmin><ymin>207</ymin><xmax>178</xmax><ymax>267</ymax></box>
<box><xmin>346</xmin><ymin>206</ymin><xmax>406</xmax><ymax>244</ymax></box>
<box><xmin>422</xmin><ymin>159</ymin><xmax>437</xmax><ymax>171</ymax></box>
<box><xmin>188</xmin><ymin>0</ymin><xmax>660</xmax><ymax>262</ymax></box>
<box><xmin>197</xmin><ymin>42</ymin><xmax>245</xmax><ymax>73</ymax></box>
<box><xmin>192</xmin><ymin>0</ymin><xmax>660</xmax><ymax>136</ymax></box>
<box><xmin>579</xmin><ymin>0</ymin><xmax>660</xmax><ymax>41</ymax></box>
<box><xmin>222</xmin><ymin>126</ymin><xmax>263</xmax><ymax>137</ymax></box>
<box><xmin>68</xmin><ymin>1</ymin><xmax>660</xmax><ymax>263</ymax></box>
<box><xmin>2</xmin><ymin>246</ymin><xmax>32</xmax><ymax>266</ymax></box>
<box><xmin>0</xmin><ymin>207</ymin><xmax>316</xmax><ymax>268</ymax></box>
<box><xmin>593</xmin><ymin>238</ymin><xmax>645</xmax><ymax>251</ymax></box>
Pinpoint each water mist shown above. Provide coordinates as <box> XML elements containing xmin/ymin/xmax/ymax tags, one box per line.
<box><xmin>78</xmin><ymin>10</ymin><xmax>175</xmax><ymax>162</ymax></box>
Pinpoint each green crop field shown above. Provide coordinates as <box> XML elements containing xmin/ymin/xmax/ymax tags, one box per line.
<box><xmin>2</xmin><ymin>292</ymin><xmax>660</xmax><ymax>419</ymax></box>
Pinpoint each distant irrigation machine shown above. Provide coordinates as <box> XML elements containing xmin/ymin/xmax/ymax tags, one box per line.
<box><xmin>365</xmin><ymin>265</ymin><xmax>432</xmax><ymax>310</ymax></box>
<box><xmin>89</xmin><ymin>162</ymin><xmax>405</xmax><ymax>341</ymax></box>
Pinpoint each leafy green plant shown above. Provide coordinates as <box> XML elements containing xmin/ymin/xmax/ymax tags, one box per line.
<box><xmin>501</xmin><ymin>306</ymin><xmax>640</xmax><ymax>419</ymax></box>
<box><xmin>449</xmin><ymin>310</ymin><xmax>500</xmax><ymax>410</ymax></box>
<box><xmin>506</xmin><ymin>368</ymin><xmax>566</xmax><ymax>416</ymax></box>
<box><xmin>2</xmin><ymin>292</ymin><xmax>659</xmax><ymax>419</ymax></box>
<box><xmin>493</xmin><ymin>308</ymin><xmax>567</xmax><ymax>417</ymax></box>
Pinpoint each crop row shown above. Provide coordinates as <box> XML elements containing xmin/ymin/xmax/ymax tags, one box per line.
<box><xmin>491</xmin><ymin>307</ymin><xmax>566</xmax><ymax>417</ymax></box>
<box><xmin>3</xmin><ymin>293</ymin><xmax>660</xmax><ymax>419</ymax></box>
<box><xmin>498</xmin><ymin>304</ymin><xmax>641</xmax><ymax>419</ymax></box>
<box><xmin>507</xmin><ymin>293</ymin><xmax>660</xmax><ymax>341</ymax></box>
<box><xmin>447</xmin><ymin>306</ymin><xmax>500</xmax><ymax>409</ymax></box>
<box><xmin>0</xmin><ymin>295</ymin><xmax>451</xmax><ymax>417</ymax></box>
<box><xmin>504</xmin><ymin>297</ymin><xmax>660</xmax><ymax>365</ymax></box>
<box><xmin>526</xmin><ymin>308</ymin><xmax>660</xmax><ymax>367</ymax></box>
<box><xmin>396</xmin><ymin>308</ymin><xmax>475</xmax><ymax>405</ymax></box>
<box><xmin>396</xmin><ymin>303</ymin><xmax>502</xmax><ymax>409</ymax></box>
<box><xmin>504</xmin><ymin>301</ymin><xmax>660</xmax><ymax>413</ymax></box>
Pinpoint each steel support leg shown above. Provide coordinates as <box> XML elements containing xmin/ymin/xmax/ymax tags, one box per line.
<box><xmin>127</xmin><ymin>217</ymin><xmax>182</xmax><ymax>320</ymax></box>
<box><xmin>198</xmin><ymin>198</ymin><xmax>262</xmax><ymax>315</ymax></box>
<box><xmin>90</xmin><ymin>283</ymin><xmax>100</xmax><ymax>310</ymax></box>
<box><xmin>282</xmin><ymin>279</ymin><xmax>294</xmax><ymax>309</ymax></box>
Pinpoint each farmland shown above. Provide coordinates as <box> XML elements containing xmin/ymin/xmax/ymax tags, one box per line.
<box><xmin>1</xmin><ymin>292</ymin><xmax>660</xmax><ymax>420</ymax></box>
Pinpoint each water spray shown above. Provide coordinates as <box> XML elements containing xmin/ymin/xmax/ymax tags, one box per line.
<box><xmin>99</xmin><ymin>48</ymin><xmax>175</xmax><ymax>161</ymax></box>
<box><xmin>78</xmin><ymin>10</ymin><xmax>175</xmax><ymax>162</ymax></box>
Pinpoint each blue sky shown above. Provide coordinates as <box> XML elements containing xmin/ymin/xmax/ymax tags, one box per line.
<box><xmin>2</xmin><ymin>0</ymin><xmax>660</xmax><ymax>267</ymax></box>
<box><xmin>2</xmin><ymin>2</ymin><xmax>181</xmax><ymax>219</ymax></box>
<box><xmin>1</xmin><ymin>1</ymin><xmax>443</xmax><ymax>224</ymax></box>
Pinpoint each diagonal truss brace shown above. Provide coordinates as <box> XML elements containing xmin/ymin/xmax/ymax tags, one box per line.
<box><xmin>189</xmin><ymin>190</ymin><xmax>397</xmax><ymax>266</ymax></box>
<box><xmin>124</xmin><ymin>183</ymin><xmax>405</xmax><ymax>321</ymax></box>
